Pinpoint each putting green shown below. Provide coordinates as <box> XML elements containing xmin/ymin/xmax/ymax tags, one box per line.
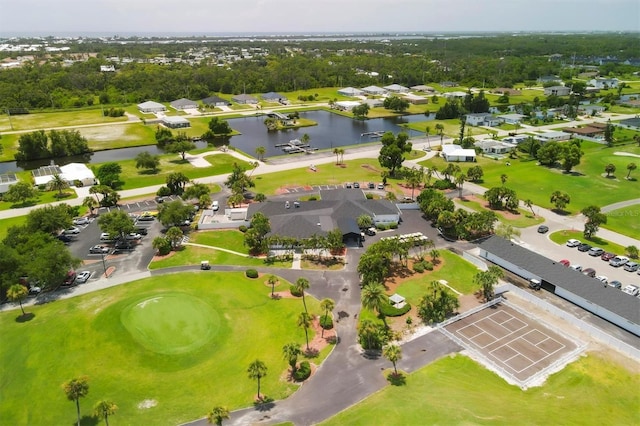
<box><xmin>121</xmin><ymin>292</ymin><xmax>220</xmax><ymax>355</ymax></box>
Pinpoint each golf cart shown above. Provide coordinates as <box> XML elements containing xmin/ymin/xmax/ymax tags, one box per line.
<box><xmin>200</xmin><ymin>260</ymin><xmax>211</xmax><ymax>270</ymax></box>
<box><xmin>528</xmin><ymin>278</ymin><xmax>541</xmax><ymax>291</ymax></box>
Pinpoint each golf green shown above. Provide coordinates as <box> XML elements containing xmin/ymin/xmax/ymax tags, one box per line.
<box><xmin>121</xmin><ymin>292</ymin><xmax>220</xmax><ymax>355</ymax></box>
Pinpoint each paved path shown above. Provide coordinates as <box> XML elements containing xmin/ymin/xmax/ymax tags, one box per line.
<box><xmin>600</xmin><ymin>198</ymin><xmax>640</xmax><ymax>213</ymax></box>
<box><xmin>183</xmin><ymin>242</ymin><xmax>250</xmax><ymax>257</ymax></box>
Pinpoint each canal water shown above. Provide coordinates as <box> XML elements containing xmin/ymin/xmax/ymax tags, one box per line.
<box><xmin>0</xmin><ymin>110</ymin><xmax>433</xmax><ymax>174</ymax></box>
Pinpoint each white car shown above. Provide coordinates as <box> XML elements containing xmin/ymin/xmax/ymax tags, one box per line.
<box><xmin>609</xmin><ymin>256</ymin><xmax>629</xmax><ymax>267</ymax></box>
<box><xmin>74</xmin><ymin>271</ymin><xmax>92</xmax><ymax>284</ymax></box>
<box><xmin>125</xmin><ymin>233</ymin><xmax>142</xmax><ymax>240</ymax></box>
<box><xmin>569</xmin><ymin>264</ymin><xmax>582</xmax><ymax>271</ymax></box>
<box><xmin>212</xmin><ymin>200</ymin><xmax>219</xmax><ymax>211</ymax></box>
<box><xmin>72</xmin><ymin>217</ymin><xmax>90</xmax><ymax>226</ymax></box>
<box><xmin>63</xmin><ymin>226</ymin><xmax>81</xmax><ymax>235</ymax></box>
<box><xmin>566</xmin><ymin>239</ymin><xmax>581</xmax><ymax>248</ymax></box>
<box><xmin>621</xmin><ymin>285</ymin><xmax>639</xmax><ymax>296</ymax></box>
<box><xmin>100</xmin><ymin>233</ymin><xmax>112</xmax><ymax>241</ymax></box>
<box><xmin>595</xmin><ymin>275</ymin><xmax>608</xmax><ymax>284</ymax></box>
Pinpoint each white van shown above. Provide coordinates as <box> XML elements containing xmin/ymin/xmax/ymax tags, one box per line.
<box><xmin>212</xmin><ymin>201</ymin><xmax>219</xmax><ymax>211</ymax></box>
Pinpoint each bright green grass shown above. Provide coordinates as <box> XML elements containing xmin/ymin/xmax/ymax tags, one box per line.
<box><xmin>322</xmin><ymin>353</ymin><xmax>640</xmax><ymax>426</ymax></box>
<box><xmin>549</xmin><ymin>230</ymin><xmax>628</xmax><ymax>254</ymax></box>
<box><xmin>0</xmin><ymin>272</ymin><xmax>327</xmax><ymax>425</ymax></box>
<box><xmin>148</xmin><ymin>245</ymin><xmax>291</xmax><ymax>269</ymax></box>
<box><xmin>602</xmin><ymin>205</ymin><xmax>640</xmax><ymax>240</ymax></box>
<box><xmin>192</xmin><ymin>230</ymin><xmax>248</xmax><ymax>253</ymax></box>
<box><xmin>0</xmin><ymin>189</ymin><xmax>78</xmax><ymax>212</ymax></box>
<box><xmin>0</xmin><ymin>109</ymin><xmax>127</xmax><ymax>132</ymax></box>
<box><xmin>0</xmin><ymin>215</ymin><xmax>26</xmax><ymax>240</ymax></box>
<box><xmin>403</xmin><ymin>118</ymin><xmax>461</xmax><ymax>138</ymax></box>
<box><xmin>395</xmin><ymin>251</ymin><xmax>480</xmax><ymax>304</ymax></box>
<box><xmin>456</xmin><ymin>197</ymin><xmax>545</xmax><ymax>228</ymax></box>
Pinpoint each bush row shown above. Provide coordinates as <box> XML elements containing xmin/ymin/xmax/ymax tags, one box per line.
<box><xmin>413</xmin><ymin>260</ymin><xmax>434</xmax><ymax>273</ymax></box>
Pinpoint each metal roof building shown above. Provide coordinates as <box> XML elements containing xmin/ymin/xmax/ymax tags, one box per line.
<box><xmin>478</xmin><ymin>236</ymin><xmax>640</xmax><ymax>336</ymax></box>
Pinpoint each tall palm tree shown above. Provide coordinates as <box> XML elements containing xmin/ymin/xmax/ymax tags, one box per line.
<box><xmin>455</xmin><ymin>172</ymin><xmax>466</xmax><ymax>198</ymax></box>
<box><xmin>282</xmin><ymin>342</ymin><xmax>302</xmax><ymax>373</ymax></box>
<box><xmin>627</xmin><ymin>162</ymin><xmax>637</xmax><ymax>179</ymax></box>
<box><xmin>361</xmin><ymin>282</ymin><xmax>388</xmax><ymax>327</ymax></box>
<box><xmin>319</xmin><ymin>298</ymin><xmax>335</xmax><ymax>338</ymax></box>
<box><xmin>295</xmin><ymin>277</ymin><xmax>310</xmax><ymax>313</ymax></box>
<box><xmin>425</xmin><ymin>125</ymin><xmax>431</xmax><ymax>149</ymax></box>
<box><xmin>435</xmin><ymin>123</ymin><xmax>445</xmax><ymax>144</ymax></box>
<box><xmin>7</xmin><ymin>284</ymin><xmax>28</xmax><ymax>316</ymax></box>
<box><xmin>255</xmin><ymin>146</ymin><xmax>266</xmax><ymax>161</ymax></box>
<box><xmin>333</xmin><ymin>147</ymin><xmax>340</xmax><ymax>164</ymax></box>
<box><xmin>62</xmin><ymin>376</ymin><xmax>89</xmax><ymax>426</ymax></box>
<box><xmin>206</xmin><ymin>406</ymin><xmax>230</xmax><ymax>426</ymax></box>
<box><xmin>268</xmin><ymin>275</ymin><xmax>278</xmax><ymax>298</ymax></box>
<box><xmin>383</xmin><ymin>344</ymin><xmax>402</xmax><ymax>375</ymax></box>
<box><xmin>247</xmin><ymin>359</ymin><xmax>267</xmax><ymax>400</ymax></box>
<box><xmin>93</xmin><ymin>400</ymin><xmax>117</xmax><ymax>426</ymax></box>
<box><xmin>297</xmin><ymin>312</ymin><xmax>312</xmax><ymax>351</ymax></box>
<box><xmin>83</xmin><ymin>196</ymin><xmax>97</xmax><ymax>216</ymax></box>
<box><xmin>338</xmin><ymin>148</ymin><xmax>345</xmax><ymax>164</ymax></box>
<box><xmin>524</xmin><ymin>199</ymin><xmax>535</xmax><ymax>217</ymax></box>
<box><xmin>500</xmin><ymin>174</ymin><xmax>508</xmax><ymax>186</ymax></box>
<box><xmin>49</xmin><ymin>173</ymin><xmax>69</xmax><ymax>197</ymax></box>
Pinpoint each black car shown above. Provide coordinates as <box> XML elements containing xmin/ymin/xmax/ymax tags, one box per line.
<box><xmin>364</xmin><ymin>227</ymin><xmax>377</xmax><ymax>236</ymax></box>
<box><xmin>577</xmin><ymin>243</ymin><xmax>592</xmax><ymax>252</ymax></box>
<box><xmin>56</xmin><ymin>234</ymin><xmax>73</xmax><ymax>243</ymax></box>
<box><xmin>353</xmin><ymin>182</ymin><xmax>360</xmax><ymax>188</ymax></box>
<box><xmin>537</xmin><ymin>225</ymin><xmax>549</xmax><ymax>234</ymax></box>
<box><xmin>135</xmin><ymin>227</ymin><xmax>149</xmax><ymax>235</ymax></box>
<box><xmin>368</xmin><ymin>182</ymin><xmax>375</xmax><ymax>189</ymax></box>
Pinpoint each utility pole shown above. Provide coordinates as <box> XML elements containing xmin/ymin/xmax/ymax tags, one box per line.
<box><xmin>101</xmin><ymin>251</ymin><xmax>108</xmax><ymax>278</ymax></box>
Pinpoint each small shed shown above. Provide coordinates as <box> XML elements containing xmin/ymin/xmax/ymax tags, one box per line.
<box><xmin>389</xmin><ymin>294</ymin><xmax>406</xmax><ymax>309</ymax></box>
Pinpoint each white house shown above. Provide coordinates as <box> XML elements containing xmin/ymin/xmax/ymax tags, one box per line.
<box><xmin>33</xmin><ymin>163</ymin><xmax>96</xmax><ymax>187</ymax></box>
<box><xmin>502</xmin><ymin>135</ymin><xmax>529</xmax><ymax>145</ymax></box>
<box><xmin>441</xmin><ymin>144</ymin><xmax>476</xmax><ymax>162</ymax></box>
<box><xmin>443</xmin><ymin>91</ymin><xmax>467</xmax><ymax>99</ymax></box>
<box><xmin>544</xmin><ymin>86</ymin><xmax>571</xmax><ymax>96</ymax></box>
<box><xmin>361</xmin><ymin>85</ymin><xmax>386</xmax><ymax>96</ymax></box>
<box><xmin>337</xmin><ymin>87</ymin><xmax>364</xmax><ymax>97</ymax></box>
<box><xmin>0</xmin><ymin>173</ymin><xmax>18</xmax><ymax>194</ymax></box>
<box><xmin>162</xmin><ymin>116</ymin><xmax>191</xmax><ymax>129</ymax></box>
<box><xmin>497</xmin><ymin>113</ymin><xmax>526</xmax><ymax>125</ymax></box>
<box><xmin>334</xmin><ymin>101</ymin><xmax>361</xmax><ymax>111</ymax></box>
<box><xmin>383</xmin><ymin>84</ymin><xmax>409</xmax><ymax>93</ymax></box>
<box><xmin>403</xmin><ymin>93</ymin><xmax>428</xmax><ymax>104</ymax></box>
<box><xmin>475</xmin><ymin>140</ymin><xmax>515</xmax><ymax>155</ymax></box>
<box><xmin>466</xmin><ymin>113</ymin><xmax>500</xmax><ymax>127</ymax></box>
<box><xmin>533</xmin><ymin>131</ymin><xmax>571</xmax><ymax>143</ymax></box>
<box><xmin>588</xmin><ymin>77</ymin><xmax>619</xmax><ymax>89</ymax></box>
<box><xmin>137</xmin><ymin>101</ymin><xmax>167</xmax><ymax>113</ymax></box>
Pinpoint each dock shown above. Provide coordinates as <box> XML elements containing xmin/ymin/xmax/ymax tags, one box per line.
<box><xmin>277</xmin><ymin>139</ymin><xmax>318</xmax><ymax>154</ymax></box>
<box><xmin>360</xmin><ymin>131</ymin><xmax>384</xmax><ymax>138</ymax></box>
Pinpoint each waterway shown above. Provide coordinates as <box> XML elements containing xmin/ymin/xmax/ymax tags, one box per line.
<box><xmin>0</xmin><ymin>110</ymin><xmax>433</xmax><ymax>174</ymax></box>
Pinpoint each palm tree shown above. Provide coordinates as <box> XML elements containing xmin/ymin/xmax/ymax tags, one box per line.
<box><xmin>282</xmin><ymin>342</ymin><xmax>302</xmax><ymax>373</ymax></box>
<box><xmin>297</xmin><ymin>312</ymin><xmax>312</xmax><ymax>351</ymax></box>
<box><xmin>295</xmin><ymin>277</ymin><xmax>310</xmax><ymax>313</ymax></box>
<box><xmin>405</xmin><ymin>168</ymin><xmax>422</xmax><ymax>200</ymax></box>
<box><xmin>430</xmin><ymin>249</ymin><xmax>440</xmax><ymax>265</ymax></box>
<box><xmin>605</xmin><ymin>163</ymin><xmax>616</xmax><ymax>177</ymax></box>
<box><xmin>455</xmin><ymin>173</ymin><xmax>466</xmax><ymax>198</ymax></box>
<box><xmin>7</xmin><ymin>284</ymin><xmax>28</xmax><ymax>316</ymax></box>
<box><xmin>524</xmin><ymin>199</ymin><xmax>535</xmax><ymax>217</ymax></box>
<box><xmin>49</xmin><ymin>173</ymin><xmax>69</xmax><ymax>197</ymax></box>
<box><xmin>206</xmin><ymin>406</ymin><xmax>230</xmax><ymax>426</ymax></box>
<box><xmin>500</xmin><ymin>174</ymin><xmax>508</xmax><ymax>186</ymax></box>
<box><xmin>319</xmin><ymin>298</ymin><xmax>335</xmax><ymax>338</ymax></box>
<box><xmin>255</xmin><ymin>146</ymin><xmax>266</xmax><ymax>162</ymax></box>
<box><xmin>338</xmin><ymin>148</ymin><xmax>345</xmax><ymax>164</ymax></box>
<box><xmin>268</xmin><ymin>274</ymin><xmax>278</xmax><ymax>298</ymax></box>
<box><xmin>247</xmin><ymin>359</ymin><xmax>267</xmax><ymax>401</ymax></box>
<box><xmin>361</xmin><ymin>282</ymin><xmax>387</xmax><ymax>327</ymax></box>
<box><xmin>301</xmin><ymin>133</ymin><xmax>310</xmax><ymax>145</ymax></box>
<box><xmin>82</xmin><ymin>196</ymin><xmax>97</xmax><ymax>216</ymax></box>
<box><xmin>627</xmin><ymin>162</ymin><xmax>637</xmax><ymax>179</ymax></box>
<box><xmin>333</xmin><ymin>147</ymin><xmax>340</xmax><ymax>164</ymax></box>
<box><xmin>435</xmin><ymin>123</ymin><xmax>445</xmax><ymax>144</ymax></box>
<box><xmin>425</xmin><ymin>125</ymin><xmax>431</xmax><ymax>149</ymax></box>
<box><xmin>93</xmin><ymin>400</ymin><xmax>117</xmax><ymax>426</ymax></box>
<box><xmin>383</xmin><ymin>344</ymin><xmax>402</xmax><ymax>375</ymax></box>
<box><xmin>62</xmin><ymin>376</ymin><xmax>89</xmax><ymax>426</ymax></box>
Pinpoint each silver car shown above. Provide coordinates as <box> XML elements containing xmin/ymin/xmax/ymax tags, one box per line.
<box><xmin>74</xmin><ymin>271</ymin><xmax>92</xmax><ymax>284</ymax></box>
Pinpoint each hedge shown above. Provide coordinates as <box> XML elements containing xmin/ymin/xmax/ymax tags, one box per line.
<box><xmin>293</xmin><ymin>361</ymin><xmax>311</xmax><ymax>381</ymax></box>
<box><xmin>290</xmin><ymin>285</ymin><xmax>303</xmax><ymax>297</ymax></box>
<box><xmin>319</xmin><ymin>315</ymin><xmax>333</xmax><ymax>330</ymax></box>
<box><xmin>245</xmin><ymin>269</ymin><xmax>258</xmax><ymax>278</ymax></box>
<box><xmin>380</xmin><ymin>300</ymin><xmax>412</xmax><ymax>317</ymax></box>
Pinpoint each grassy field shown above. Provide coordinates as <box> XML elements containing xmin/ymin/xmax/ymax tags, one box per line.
<box><xmin>549</xmin><ymin>230</ymin><xmax>629</xmax><ymax>255</ymax></box>
<box><xmin>0</xmin><ymin>215</ymin><xmax>27</xmax><ymax>240</ymax></box>
<box><xmin>0</xmin><ymin>188</ymin><xmax>79</xmax><ymax>212</ymax></box>
<box><xmin>322</xmin><ymin>353</ymin><xmax>640</xmax><ymax>426</ymax></box>
<box><xmin>192</xmin><ymin>230</ymin><xmax>248</xmax><ymax>253</ymax></box>
<box><xmin>393</xmin><ymin>250</ymin><xmax>481</xmax><ymax>304</ymax></box>
<box><xmin>456</xmin><ymin>197</ymin><xmax>545</xmax><ymax>228</ymax></box>
<box><xmin>0</xmin><ymin>109</ymin><xmax>127</xmax><ymax>132</ymax></box>
<box><xmin>0</xmin><ymin>272</ymin><xmax>329</xmax><ymax>425</ymax></box>
<box><xmin>148</xmin><ymin>245</ymin><xmax>292</xmax><ymax>269</ymax></box>
<box><xmin>602</xmin><ymin>206</ymin><xmax>640</xmax><ymax>241</ymax></box>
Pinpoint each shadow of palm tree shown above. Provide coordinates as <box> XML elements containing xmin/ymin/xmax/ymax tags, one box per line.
<box><xmin>253</xmin><ymin>397</ymin><xmax>275</xmax><ymax>412</ymax></box>
<box><xmin>386</xmin><ymin>372</ymin><xmax>406</xmax><ymax>386</ymax></box>
<box><xmin>15</xmin><ymin>312</ymin><xmax>35</xmax><ymax>323</ymax></box>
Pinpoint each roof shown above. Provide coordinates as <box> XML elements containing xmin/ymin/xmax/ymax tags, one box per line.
<box><xmin>137</xmin><ymin>100</ymin><xmax>165</xmax><ymax>109</ymax></box>
<box><xmin>562</xmin><ymin>126</ymin><xmax>604</xmax><ymax>135</ymax></box>
<box><xmin>410</xmin><ymin>85</ymin><xmax>435</xmax><ymax>92</ymax></box>
<box><xmin>232</xmin><ymin>93</ymin><xmax>258</xmax><ymax>102</ymax></box>
<box><xmin>32</xmin><ymin>165</ymin><xmax>62</xmax><ymax>178</ymax></box>
<box><xmin>202</xmin><ymin>95</ymin><xmax>229</xmax><ymax>105</ymax></box>
<box><xmin>361</xmin><ymin>85</ymin><xmax>386</xmax><ymax>93</ymax></box>
<box><xmin>389</xmin><ymin>294</ymin><xmax>405</xmax><ymax>304</ymax></box>
<box><xmin>162</xmin><ymin>116</ymin><xmax>190</xmax><ymax>124</ymax></box>
<box><xmin>261</xmin><ymin>92</ymin><xmax>286</xmax><ymax>100</ymax></box>
<box><xmin>337</xmin><ymin>87</ymin><xmax>363</xmax><ymax>95</ymax></box>
<box><xmin>535</xmin><ymin>131</ymin><xmax>570</xmax><ymax>138</ymax></box>
<box><xmin>466</xmin><ymin>112</ymin><xmax>494</xmax><ymax>118</ymax></box>
<box><xmin>442</xmin><ymin>144</ymin><xmax>476</xmax><ymax>157</ymax></box>
<box><xmin>383</xmin><ymin>84</ymin><xmax>409</xmax><ymax>91</ymax></box>
<box><xmin>170</xmin><ymin>98</ymin><xmax>197</xmax><ymax>108</ymax></box>
<box><xmin>479</xmin><ymin>236</ymin><xmax>640</xmax><ymax>327</ymax></box>
<box><xmin>621</xmin><ymin>118</ymin><xmax>640</xmax><ymax>128</ymax></box>
<box><xmin>0</xmin><ymin>173</ymin><xmax>18</xmax><ymax>183</ymax></box>
<box><xmin>498</xmin><ymin>113</ymin><xmax>526</xmax><ymax>120</ymax></box>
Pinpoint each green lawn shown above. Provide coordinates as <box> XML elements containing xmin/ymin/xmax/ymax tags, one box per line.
<box><xmin>0</xmin><ymin>189</ymin><xmax>78</xmax><ymax>212</ymax></box>
<box><xmin>0</xmin><ymin>272</ymin><xmax>328</xmax><ymax>425</ymax></box>
<box><xmin>394</xmin><ymin>250</ymin><xmax>480</xmax><ymax>305</ymax></box>
<box><xmin>457</xmin><ymin>197</ymin><xmax>545</xmax><ymax>228</ymax></box>
<box><xmin>0</xmin><ymin>109</ymin><xmax>127</xmax><ymax>132</ymax></box>
<box><xmin>602</xmin><ymin>205</ymin><xmax>640</xmax><ymax>241</ymax></box>
<box><xmin>322</xmin><ymin>353</ymin><xmax>640</xmax><ymax>426</ymax></box>
<box><xmin>192</xmin><ymin>230</ymin><xmax>248</xmax><ymax>253</ymax></box>
<box><xmin>549</xmin><ymin>230</ymin><xmax>629</xmax><ymax>255</ymax></box>
<box><xmin>0</xmin><ymin>215</ymin><xmax>26</xmax><ymax>240</ymax></box>
<box><xmin>149</xmin><ymin>245</ymin><xmax>292</xmax><ymax>269</ymax></box>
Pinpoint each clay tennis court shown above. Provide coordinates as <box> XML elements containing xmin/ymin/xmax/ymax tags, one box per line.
<box><xmin>443</xmin><ymin>303</ymin><xmax>579</xmax><ymax>383</ymax></box>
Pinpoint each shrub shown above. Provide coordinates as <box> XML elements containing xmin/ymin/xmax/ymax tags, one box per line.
<box><xmin>156</xmin><ymin>186</ymin><xmax>172</xmax><ymax>197</ymax></box>
<box><xmin>389</xmin><ymin>222</ymin><xmax>398</xmax><ymax>229</ymax></box>
<box><xmin>245</xmin><ymin>269</ymin><xmax>258</xmax><ymax>279</ymax></box>
<box><xmin>365</xmin><ymin>193</ymin><xmax>374</xmax><ymax>199</ymax></box>
<box><xmin>413</xmin><ymin>262</ymin><xmax>425</xmax><ymax>273</ymax></box>
<box><xmin>319</xmin><ymin>315</ymin><xmax>333</xmax><ymax>330</ymax></box>
<box><xmin>380</xmin><ymin>300</ymin><xmax>412</xmax><ymax>317</ymax></box>
<box><xmin>290</xmin><ymin>285</ymin><xmax>303</xmax><ymax>297</ymax></box>
<box><xmin>433</xmin><ymin>179</ymin><xmax>455</xmax><ymax>190</ymax></box>
<box><xmin>423</xmin><ymin>261</ymin><xmax>434</xmax><ymax>271</ymax></box>
<box><xmin>238</xmin><ymin>225</ymin><xmax>248</xmax><ymax>233</ymax></box>
<box><xmin>308</xmin><ymin>195</ymin><xmax>318</xmax><ymax>201</ymax></box>
<box><xmin>293</xmin><ymin>361</ymin><xmax>311</xmax><ymax>381</ymax></box>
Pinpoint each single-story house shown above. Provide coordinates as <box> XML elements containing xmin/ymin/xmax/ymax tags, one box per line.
<box><xmin>588</xmin><ymin>77</ymin><xmax>619</xmax><ymax>89</ymax></box>
<box><xmin>361</xmin><ymin>85</ymin><xmax>387</xmax><ymax>96</ymax></box>
<box><xmin>562</xmin><ymin>126</ymin><xmax>604</xmax><ymax>138</ymax></box>
<box><xmin>170</xmin><ymin>98</ymin><xmax>198</xmax><ymax>110</ymax></box>
<box><xmin>497</xmin><ymin>113</ymin><xmax>526</xmax><ymax>125</ymax></box>
<box><xmin>466</xmin><ymin>113</ymin><xmax>500</xmax><ymax>127</ymax></box>
<box><xmin>537</xmin><ymin>75</ymin><xmax>561</xmax><ymax>84</ymax></box>
<box><xmin>580</xmin><ymin>105</ymin><xmax>606</xmax><ymax>116</ymax></box>
<box><xmin>544</xmin><ymin>86</ymin><xmax>571</xmax><ymax>96</ymax></box>
<box><xmin>502</xmin><ymin>135</ymin><xmax>529</xmax><ymax>145</ymax></box>
<box><xmin>478</xmin><ymin>236</ymin><xmax>640</xmax><ymax>337</ymax></box>
<box><xmin>137</xmin><ymin>101</ymin><xmax>167</xmax><ymax>113</ymax></box>
<box><xmin>337</xmin><ymin>87</ymin><xmax>364</xmax><ymax>97</ymax></box>
<box><xmin>443</xmin><ymin>91</ymin><xmax>467</xmax><ymax>99</ymax></box>
<box><xmin>492</xmin><ymin>88</ymin><xmax>522</xmax><ymax>96</ymax></box>
<box><xmin>202</xmin><ymin>95</ymin><xmax>230</xmax><ymax>107</ymax></box>
<box><xmin>403</xmin><ymin>93</ymin><xmax>428</xmax><ymax>104</ymax></box>
<box><xmin>533</xmin><ymin>131</ymin><xmax>571</xmax><ymax>143</ymax></box>
<box><xmin>410</xmin><ymin>85</ymin><xmax>437</xmax><ymax>93</ymax></box>
<box><xmin>232</xmin><ymin>94</ymin><xmax>259</xmax><ymax>104</ymax></box>
<box><xmin>33</xmin><ymin>163</ymin><xmax>96</xmax><ymax>187</ymax></box>
<box><xmin>362</xmin><ymin>98</ymin><xmax>384</xmax><ymax>108</ymax></box>
<box><xmin>100</xmin><ymin>65</ymin><xmax>115</xmax><ymax>72</ymax></box>
<box><xmin>619</xmin><ymin>117</ymin><xmax>640</xmax><ymax>129</ymax></box>
<box><xmin>162</xmin><ymin>116</ymin><xmax>191</xmax><ymax>129</ymax></box>
<box><xmin>474</xmin><ymin>140</ymin><xmax>515</xmax><ymax>155</ymax></box>
<box><xmin>261</xmin><ymin>92</ymin><xmax>288</xmax><ymax>103</ymax></box>
<box><xmin>383</xmin><ymin>84</ymin><xmax>409</xmax><ymax>93</ymax></box>
<box><xmin>334</xmin><ymin>101</ymin><xmax>361</xmax><ymax>111</ymax></box>
<box><xmin>441</xmin><ymin>144</ymin><xmax>476</xmax><ymax>162</ymax></box>
<box><xmin>0</xmin><ymin>173</ymin><xmax>18</xmax><ymax>194</ymax></box>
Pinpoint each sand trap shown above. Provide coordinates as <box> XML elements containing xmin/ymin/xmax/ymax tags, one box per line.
<box><xmin>613</xmin><ymin>151</ymin><xmax>640</xmax><ymax>158</ymax></box>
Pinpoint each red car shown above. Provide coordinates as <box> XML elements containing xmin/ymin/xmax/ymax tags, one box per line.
<box><xmin>559</xmin><ymin>259</ymin><xmax>570</xmax><ymax>267</ymax></box>
<box><xmin>601</xmin><ymin>252</ymin><xmax>615</xmax><ymax>262</ymax></box>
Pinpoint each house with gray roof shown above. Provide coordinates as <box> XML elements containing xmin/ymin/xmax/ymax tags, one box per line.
<box><xmin>361</xmin><ymin>85</ymin><xmax>387</xmax><ymax>96</ymax></box>
<box><xmin>478</xmin><ymin>236</ymin><xmax>640</xmax><ymax>336</ymax></box>
<box><xmin>337</xmin><ymin>87</ymin><xmax>364</xmax><ymax>97</ymax></box>
<box><xmin>232</xmin><ymin>94</ymin><xmax>258</xmax><ymax>104</ymax></box>
<box><xmin>0</xmin><ymin>173</ymin><xmax>18</xmax><ymax>194</ymax></box>
<box><xmin>383</xmin><ymin>84</ymin><xmax>409</xmax><ymax>93</ymax></box>
<box><xmin>261</xmin><ymin>92</ymin><xmax>288</xmax><ymax>102</ymax></box>
<box><xmin>137</xmin><ymin>100</ymin><xmax>166</xmax><ymax>113</ymax></box>
<box><xmin>170</xmin><ymin>98</ymin><xmax>198</xmax><ymax>110</ymax></box>
<box><xmin>544</xmin><ymin>86</ymin><xmax>571</xmax><ymax>96</ymax></box>
<box><xmin>466</xmin><ymin>113</ymin><xmax>500</xmax><ymax>127</ymax></box>
<box><xmin>202</xmin><ymin>95</ymin><xmax>230</xmax><ymax>107</ymax></box>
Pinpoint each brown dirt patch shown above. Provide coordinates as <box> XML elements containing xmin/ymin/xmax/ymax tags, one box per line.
<box><xmin>151</xmin><ymin>250</ymin><xmax>178</xmax><ymax>262</ymax></box>
<box><xmin>361</xmin><ymin>164</ymin><xmax>382</xmax><ymax>173</ymax></box>
<box><xmin>271</xmin><ymin>291</ymin><xmax>297</xmax><ymax>299</ymax></box>
<box><xmin>307</xmin><ymin>315</ymin><xmax>336</xmax><ymax>353</ymax></box>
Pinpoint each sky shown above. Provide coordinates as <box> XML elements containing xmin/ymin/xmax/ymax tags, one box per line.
<box><xmin>0</xmin><ymin>0</ymin><xmax>638</xmax><ymax>36</ymax></box>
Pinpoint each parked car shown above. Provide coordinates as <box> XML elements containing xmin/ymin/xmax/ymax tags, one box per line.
<box><xmin>353</xmin><ymin>182</ymin><xmax>360</xmax><ymax>189</ymax></box>
<box><xmin>345</xmin><ymin>182</ymin><xmax>352</xmax><ymax>188</ymax></box>
<box><xmin>134</xmin><ymin>227</ymin><xmax>148</xmax><ymax>236</ymax></box>
<box><xmin>56</xmin><ymin>234</ymin><xmax>73</xmax><ymax>243</ymax></box>
<box><xmin>595</xmin><ymin>275</ymin><xmax>608</xmax><ymax>284</ymax></box>
<box><xmin>537</xmin><ymin>225</ymin><xmax>549</xmax><ymax>234</ymax></box>
<box><xmin>566</xmin><ymin>239</ymin><xmax>581</xmax><ymax>247</ymax></box>
<box><xmin>114</xmin><ymin>240</ymin><xmax>133</xmax><ymax>250</ymax></box>
<box><xmin>212</xmin><ymin>200</ymin><xmax>219</xmax><ymax>211</ymax></box>
<box><xmin>125</xmin><ymin>233</ymin><xmax>142</xmax><ymax>240</ymax></box>
<box><xmin>569</xmin><ymin>264</ymin><xmax>582</xmax><ymax>271</ymax></box>
<box><xmin>601</xmin><ymin>252</ymin><xmax>615</xmax><ymax>262</ymax></box>
<box><xmin>72</xmin><ymin>217</ymin><xmax>90</xmax><ymax>226</ymax></box>
<box><xmin>365</xmin><ymin>227</ymin><xmax>377</xmax><ymax>236</ymax></box>
<box><xmin>74</xmin><ymin>271</ymin><xmax>92</xmax><ymax>284</ymax></box>
<box><xmin>610</xmin><ymin>256</ymin><xmax>629</xmax><ymax>267</ymax></box>
<box><xmin>63</xmin><ymin>226</ymin><xmax>81</xmax><ymax>235</ymax></box>
<box><xmin>587</xmin><ymin>247</ymin><xmax>604</xmax><ymax>257</ymax></box>
<box><xmin>559</xmin><ymin>259</ymin><xmax>570</xmax><ymax>267</ymax></box>
<box><xmin>368</xmin><ymin>182</ymin><xmax>375</xmax><ymax>189</ymax></box>
<box><xmin>577</xmin><ymin>243</ymin><xmax>592</xmax><ymax>252</ymax></box>
<box><xmin>89</xmin><ymin>245</ymin><xmax>110</xmax><ymax>254</ymax></box>
<box><xmin>155</xmin><ymin>196</ymin><xmax>167</xmax><ymax>203</ymax></box>
<box><xmin>621</xmin><ymin>285</ymin><xmax>639</xmax><ymax>296</ymax></box>
<box><xmin>608</xmin><ymin>280</ymin><xmax>622</xmax><ymax>289</ymax></box>
<box><xmin>582</xmin><ymin>268</ymin><xmax>596</xmax><ymax>278</ymax></box>
<box><xmin>528</xmin><ymin>278</ymin><xmax>541</xmax><ymax>290</ymax></box>
<box><xmin>623</xmin><ymin>262</ymin><xmax>639</xmax><ymax>272</ymax></box>
<box><xmin>28</xmin><ymin>285</ymin><xmax>42</xmax><ymax>296</ymax></box>
<box><xmin>61</xmin><ymin>270</ymin><xmax>77</xmax><ymax>287</ymax></box>
<box><xmin>137</xmin><ymin>214</ymin><xmax>155</xmax><ymax>221</ymax></box>
<box><xmin>377</xmin><ymin>183</ymin><xmax>385</xmax><ymax>190</ymax></box>
<box><xmin>100</xmin><ymin>233</ymin><xmax>113</xmax><ymax>241</ymax></box>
